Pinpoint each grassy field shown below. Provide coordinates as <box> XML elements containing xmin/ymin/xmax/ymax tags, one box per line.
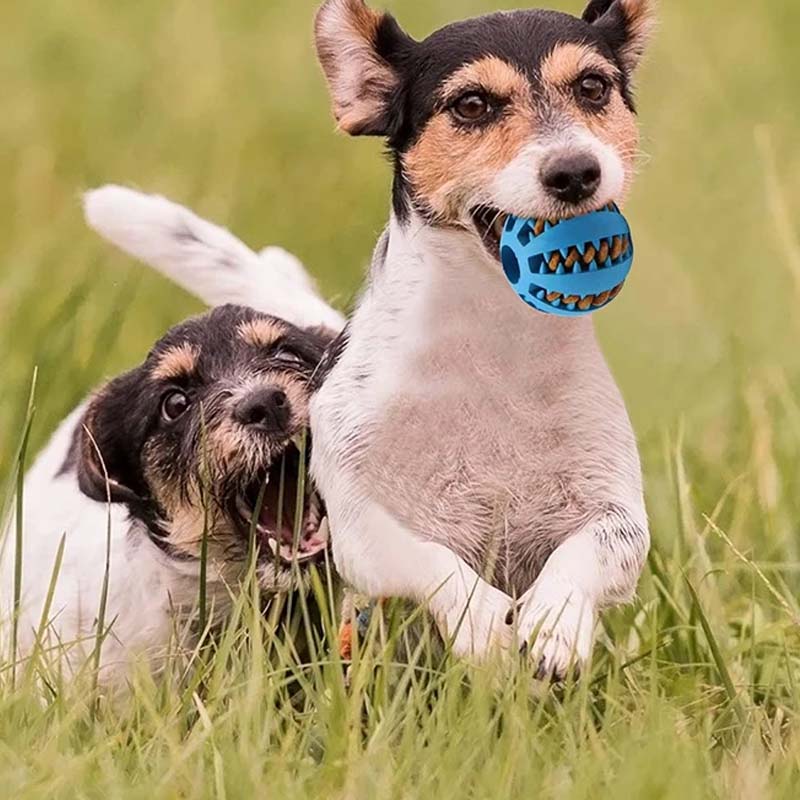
<box><xmin>2</xmin><ymin>0</ymin><xmax>800</xmax><ymax>796</ymax></box>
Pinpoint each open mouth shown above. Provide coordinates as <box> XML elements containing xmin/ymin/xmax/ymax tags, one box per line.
<box><xmin>471</xmin><ymin>206</ymin><xmax>509</xmax><ymax>259</ymax></box>
<box><xmin>235</xmin><ymin>442</ymin><xmax>329</xmax><ymax>565</ymax></box>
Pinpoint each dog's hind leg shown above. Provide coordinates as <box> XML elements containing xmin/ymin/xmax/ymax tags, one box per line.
<box><xmin>83</xmin><ymin>185</ymin><xmax>346</xmax><ymax>332</ymax></box>
<box><xmin>516</xmin><ymin>507</ymin><xmax>649</xmax><ymax>680</ymax></box>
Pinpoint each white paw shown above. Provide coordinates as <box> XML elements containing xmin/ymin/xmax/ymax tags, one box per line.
<box><xmin>516</xmin><ymin>580</ymin><xmax>595</xmax><ymax>681</ymax></box>
<box><xmin>436</xmin><ymin>580</ymin><xmax>514</xmax><ymax>662</ymax></box>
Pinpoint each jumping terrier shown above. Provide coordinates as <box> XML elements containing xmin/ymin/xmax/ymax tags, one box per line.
<box><xmin>310</xmin><ymin>0</ymin><xmax>655</xmax><ymax>678</ymax></box>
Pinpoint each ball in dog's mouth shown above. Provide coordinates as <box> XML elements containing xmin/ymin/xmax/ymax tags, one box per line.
<box><xmin>471</xmin><ymin>203</ymin><xmax>633</xmax><ymax>317</ymax></box>
<box><xmin>235</xmin><ymin>441</ymin><xmax>328</xmax><ymax>564</ymax></box>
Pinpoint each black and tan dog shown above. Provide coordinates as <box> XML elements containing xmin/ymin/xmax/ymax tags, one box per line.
<box><xmin>2</xmin><ymin>188</ymin><xmax>345</xmax><ymax>689</ymax></box>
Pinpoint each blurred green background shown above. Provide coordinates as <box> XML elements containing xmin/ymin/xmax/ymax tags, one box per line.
<box><xmin>1</xmin><ymin>0</ymin><xmax>798</xmax><ymax>515</ymax></box>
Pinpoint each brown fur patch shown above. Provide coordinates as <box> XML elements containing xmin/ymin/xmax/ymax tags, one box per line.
<box><xmin>152</xmin><ymin>344</ymin><xmax>199</xmax><ymax>382</ymax></box>
<box><xmin>441</xmin><ymin>56</ymin><xmax>529</xmax><ymax>102</ymax></box>
<box><xmin>237</xmin><ymin>318</ymin><xmax>285</xmax><ymax>349</ymax></box>
<box><xmin>404</xmin><ymin>57</ymin><xmax>534</xmax><ymax>220</ymax></box>
<box><xmin>315</xmin><ymin>0</ymin><xmax>396</xmax><ymax>134</ymax></box>
<box><xmin>539</xmin><ymin>43</ymin><xmax>619</xmax><ymax>88</ymax></box>
<box><xmin>616</xmin><ymin>0</ymin><xmax>657</xmax><ymax>72</ymax></box>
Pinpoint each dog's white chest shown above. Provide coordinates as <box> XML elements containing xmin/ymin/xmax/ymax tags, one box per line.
<box><xmin>311</xmin><ymin>222</ymin><xmax>639</xmax><ymax>592</ymax></box>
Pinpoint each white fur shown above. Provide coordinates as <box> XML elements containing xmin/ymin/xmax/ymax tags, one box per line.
<box><xmin>0</xmin><ymin>406</ymin><xmax>228</xmax><ymax>688</ymax></box>
<box><xmin>84</xmin><ymin>185</ymin><xmax>345</xmax><ymax>331</ymax></box>
<box><xmin>488</xmin><ymin>129</ymin><xmax>626</xmax><ymax>217</ymax></box>
<box><xmin>0</xmin><ymin>190</ymin><xmax>345</xmax><ymax>690</ymax></box>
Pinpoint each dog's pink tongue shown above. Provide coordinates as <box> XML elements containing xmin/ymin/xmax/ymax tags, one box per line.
<box><xmin>278</xmin><ymin>521</ymin><xmax>327</xmax><ymax>554</ymax></box>
<box><xmin>298</xmin><ymin>532</ymin><xmax>328</xmax><ymax>555</ymax></box>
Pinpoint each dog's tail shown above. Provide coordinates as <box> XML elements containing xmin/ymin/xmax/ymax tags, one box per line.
<box><xmin>83</xmin><ymin>185</ymin><xmax>345</xmax><ymax>332</ymax></box>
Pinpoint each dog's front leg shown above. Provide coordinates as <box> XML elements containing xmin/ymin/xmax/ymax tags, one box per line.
<box><xmin>332</xmin><ymin>501</ymin><xmax>514</xmax><ymax>661</ymax></box>
<box><xmin>516</xmin><ymin>507</ymin><xmax>649</xmax><ymax>680</ymax></box>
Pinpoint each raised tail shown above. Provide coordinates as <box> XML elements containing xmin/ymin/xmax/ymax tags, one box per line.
<box><xmin>83</xmin><ymin>185</ymin><xmax>345</xmax><ymax>332</ymax></box>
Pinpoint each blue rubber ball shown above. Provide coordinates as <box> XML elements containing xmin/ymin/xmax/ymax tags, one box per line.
<box><xmin>500</xmin><ymin>203</ymin><xmax>633</xmax><ymax>317</ymax></box>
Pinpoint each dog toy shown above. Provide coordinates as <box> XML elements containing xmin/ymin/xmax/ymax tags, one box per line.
<box><xmin>500</xmin><ymin>203</ymin><xmax>633</xmax><ymax>317</ymax></box>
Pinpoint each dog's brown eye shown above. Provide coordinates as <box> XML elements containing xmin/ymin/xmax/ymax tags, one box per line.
<box><xmin>576</xmin><ymin>75</ymin><xmax>611</xmax><ymax>107</ymax></box>
<box><xmin>161</xmin><ymin>390</ymin><xmax>190</xmax><ymax>422</ymax></box>
<box><xmin>452</xmin><ymin>92</ymin><xmax>491</xmax><ymax>123</ymax></box>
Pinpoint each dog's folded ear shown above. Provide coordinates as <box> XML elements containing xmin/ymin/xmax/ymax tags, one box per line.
<box><xmin>77</xmin><ymin>374</ymin><xmax>145</xmax><ymax>505</ymax></box>
<box><xmin>582</xmin><ymin>0</ymin><xmax>656</xmax><ymax>74</ymax></box>
<box><xmin>314</xmin><ymin>0</ymin><xmax>414</xmax><ymax>137</ymax></box>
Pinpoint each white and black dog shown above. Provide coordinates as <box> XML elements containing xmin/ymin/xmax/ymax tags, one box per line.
<box><xmin>308</xmin><ymin>0</ymin><xmax>654</xmax><ymax>678</ymax></box>
<box><xmin>0</xmin><ymin>188</ymin><xmax>344</xmax><ymax>688</ymax></box>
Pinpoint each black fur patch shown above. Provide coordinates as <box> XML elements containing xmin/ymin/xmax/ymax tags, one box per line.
<box><xmin>311</xmin><ymin>324</ymin><xmax>350</xmax><ymax>393</ymax></box>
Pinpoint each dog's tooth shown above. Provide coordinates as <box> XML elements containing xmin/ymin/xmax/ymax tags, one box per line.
<box><xmin>318</xmin><ymin>517</ymin><xmax>330</xmax><ymax>544</ymax></box>
<box><xmin>266</xmin><ymin>538</ymin><xmax>278</xmax><ymax>555</ymax></box>
<box><xmin>280</xmin><ymin>544</ymin><xmax>296</xmax><ymax>562</ymax></box>
<box><xmin>493</xmin><ymin>216</ymin><xmax>505</xmax><ymax>239</ymax></box>
<box><xmin>593</xmin><ymin>290</ymin><xmax>611</xmax><ymax>306</ymax></box>
<box><xmin>578</xmin><ymin>295</ymin><xmax>594</xmax><ymax>310</ymax></box>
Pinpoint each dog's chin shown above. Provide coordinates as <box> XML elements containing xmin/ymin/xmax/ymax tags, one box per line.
<box><xmin>232</xmin><ymin>441</ymin><xmax>329</xmax><ymax>578</ymax></box>
<box><xmin>469</xmin><ymin>198</ymin><xmax>615</xmax><ymax>262</ymax></box>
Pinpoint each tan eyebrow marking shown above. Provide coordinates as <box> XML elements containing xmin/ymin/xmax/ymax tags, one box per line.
<box><xmin>237</xmin><ymin>318</ymin><xmax>286</xmax><ymax>348</ymax></box>
<box><xmin>441</xmin><ymin>56</ymin><xmax>529</xmax><ymax>102</ymax></box>
<box><xmin>540</xmin><ymin>43</ymin><xmax>620</xmax><ymax>87</ymax></box>
<box><xmin>152</xmin><ymin>343</ymin><xmax>200</xmax><ymax>381</ymax></box>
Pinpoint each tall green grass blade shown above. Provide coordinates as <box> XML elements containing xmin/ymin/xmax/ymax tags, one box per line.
<box><xmin>25</xmin><ymin>532</ymin><xmax>67</xmax><ymax>685</ymax></box>
<box><xmin>684</xmin><ymin>574</ymin><xmax>747</xmax><ymax>727</ymax></box>
<box><xmin>80</xmin><ymin>425</ymin><xmax>115</xmax><ymax>701</ymax></box>
<box><xmin>11</xmin><ymin>369</ymin><xmax>37</xmax><ymax>689</ymax></box>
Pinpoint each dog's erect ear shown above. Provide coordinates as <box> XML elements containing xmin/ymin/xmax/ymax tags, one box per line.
<box><xmin>314</xmin><ymin>0</ymin><xmax>414</xmax><ymax>136</ymax></box>
<box><xmin>77</xmin><ymin>375</ymin><xmax>145</xmax><ymax>505</ymax></box>
<box><xmin>582</xmin><ymin>0</ymin><xmax>656</xmax><ymax>74</ymax></box>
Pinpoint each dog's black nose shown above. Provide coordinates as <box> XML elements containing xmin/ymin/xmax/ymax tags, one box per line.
<box><xmin>234</xmin><ymin>387</ymin><xmax>289</xmax><ymax>432</ymax></box>
<box><xmin>540</xmin><ymin>152</ymin><xmax>602</xmax><ymax>204</ymax></box>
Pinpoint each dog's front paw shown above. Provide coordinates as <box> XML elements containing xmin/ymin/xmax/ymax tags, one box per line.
<box><xmin>516</xmin><ymin>580</ymin><xmax>595</xmax><ymax>681</ymax></box>
<box><xmin>435</xmin><ymin>581</ymin><xmax>514</xmax><ymax>662</ymax></box>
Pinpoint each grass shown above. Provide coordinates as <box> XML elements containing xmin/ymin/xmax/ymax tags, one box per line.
<box><xmin>1</xmin><ymin>0</ymin><xmax>799</xmax><ymax>796</ymax></box>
